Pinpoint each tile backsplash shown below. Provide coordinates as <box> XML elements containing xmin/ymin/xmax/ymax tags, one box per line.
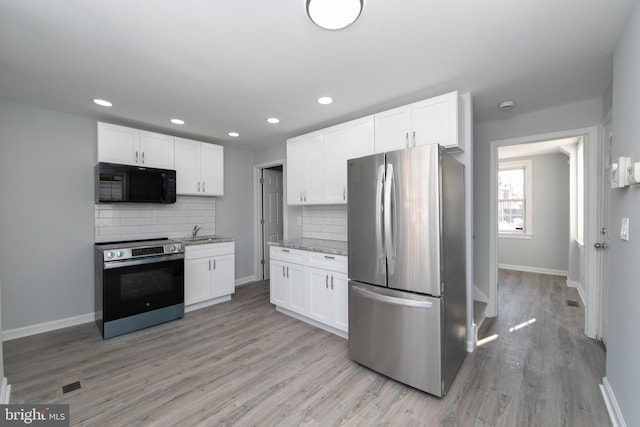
<box><xmin>302</xmin><ymin>205</ymin><xmax>348</xmax><ymax>241</ymax></box>
<box><xmin>95</xmin><ymin>196</ymin><xmax>215</xmax><ymax>242</ymax></box>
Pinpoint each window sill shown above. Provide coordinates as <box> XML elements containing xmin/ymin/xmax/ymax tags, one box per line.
<box><xmin>499</xmin><ymin>232</ymin><xmax>533</xmax><ymax>240</ymax></box>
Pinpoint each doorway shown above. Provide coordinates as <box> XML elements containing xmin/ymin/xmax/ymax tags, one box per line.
<box><xmin>254</xmin><ymin>161</ymin><xmax>285</xmax><ymax>281</ymax></box>
<box><xmin>489</xmin><ymin>126</ymin><xmax>601</xmax><ymax>339</ymax></box>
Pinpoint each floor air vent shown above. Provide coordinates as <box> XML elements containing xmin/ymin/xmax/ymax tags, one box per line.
<box><xmin>566</xmin><ymin>299</ymin><xmax>579</xmax><ymax>307</ymax></box>
<box><xmin>62</xmin><ymin>381</ymin><xmax>82</xmax><ymax>394</ymax></box>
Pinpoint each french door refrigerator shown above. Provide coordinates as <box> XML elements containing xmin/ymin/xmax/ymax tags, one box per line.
<box><xmin>347</xmin><ymin>143</ymin><xmax>467</xmax><ymax>397</ymax></box>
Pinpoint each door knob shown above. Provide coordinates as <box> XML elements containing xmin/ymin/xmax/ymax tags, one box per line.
<box><xmin>594</xmin><ymin>242</ymin><xmax>608</xmax><ymax>249</ymax></box>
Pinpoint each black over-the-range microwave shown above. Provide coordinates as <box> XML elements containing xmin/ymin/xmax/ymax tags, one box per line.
<box><xmin>95</xmin><ymin>162</ymin><xmax>177</xmax><ymax>204</ymax></box>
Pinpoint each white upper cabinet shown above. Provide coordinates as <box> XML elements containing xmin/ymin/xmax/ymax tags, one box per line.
<box><xmin>174</xmin><ymin>137</ymin><xmax>224</xmax><ymax>196</ymax></box>
<box><xmin>97</xmin><ymin>122</ymin><xmax>174</xmax><ymax>168</ymax></box>
<box><xmin>287</xmin><ymin>116</ymin><xmax>374</xmax><ymax>205</ymax></box>
<box><xmin>374</xmin><ymin>91</ymin><xmax>460</xmax><ymax>153</ymax></box>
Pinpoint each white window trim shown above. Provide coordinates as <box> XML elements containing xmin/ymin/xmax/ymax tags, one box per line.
<box><xmin>498</xmin><ymin>159</ymin><xmax>533</xmax><ymax>236</ymax></box>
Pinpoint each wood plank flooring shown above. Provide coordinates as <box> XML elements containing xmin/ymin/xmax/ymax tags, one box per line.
<box><xmin>4</xmin><ymin>270</ymin><xmax>610</xmax><ymax>426</ymax></box>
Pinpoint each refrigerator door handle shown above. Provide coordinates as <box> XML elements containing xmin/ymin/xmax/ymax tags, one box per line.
<box><xmin>384</xmin><ymin>162</ymin><xmax>395</xmax><ymax>271</ymax></box>
<box><xmin>375</xmin><ymin>164</ymin><xmax>385</xmax><ymax>261</ymax></box>
<box><xmin>351</xmin><ymin>284</ymin><xmax>433</xmax><ymax>309</ymax></box>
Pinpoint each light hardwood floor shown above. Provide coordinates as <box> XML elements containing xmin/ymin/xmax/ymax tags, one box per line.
<box><xmin>4</xmin><ymin>270</ymin><xmax>610</xmax><ymax>426</ymax></box>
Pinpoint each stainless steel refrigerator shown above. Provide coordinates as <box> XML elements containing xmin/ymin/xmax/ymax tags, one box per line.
<box><xmin>347</xmin><ymin>143</ymin><xmax>467</xmax><ymax>397</ymax></box>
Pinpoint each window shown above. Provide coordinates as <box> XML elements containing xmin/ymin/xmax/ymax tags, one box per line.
<box><xmin>498</xmin><ymin>159</ymin><xmax>532</xmax><ymax>236</ymax></box>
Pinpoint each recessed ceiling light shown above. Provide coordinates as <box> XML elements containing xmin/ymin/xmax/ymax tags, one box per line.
<box><xmin>318</xmin><ymin>96</ymin><xmax>333</xmax><ymax>105</ymax></box>
<box><xmin>266</xmin><ymin>117</ymin><xmax>280</xmax><ymax>124</ymax></box>
<box><xmin>228</xmin><ymin>132</ymin><xmax>240</xmax><ymax>137</ymax></box>
<box><xmin>93</xmin><ymin>98</ymin><xmax>112</xmax><ymax>107</ymax></box>
<box><xmin>170</xmin><ymin>118</ymin><xmax>185</xmax><ymax>125</ymax></box>
<box><xmin>307</xmin><ymin>0</ymin><xmax>364</xmax><ymax>30</ymax></box>
<box><xmin>498</xmin><ymin>100</ymin><xmax>515</xmax><ymax>111</ymax></box>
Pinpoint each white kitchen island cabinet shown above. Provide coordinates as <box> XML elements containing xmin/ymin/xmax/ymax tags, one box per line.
<box><xmin>98</xmin><ymin>122</ymin><xmax>175</xmax><ymax>168</ymax></box>
<box><xmin>184</xmin><ymin>242</ymin><xmax>235</xmax><ymax>312</ymax></box>
<box><xmin>269</xmin><ymin>245</ymin><xmax>348</xmax><ymax>338</ymax></box>
<box><xmin>174</xmin><ymin>137</ymin><xmax>224</xmax><ymax>196</ymax></box>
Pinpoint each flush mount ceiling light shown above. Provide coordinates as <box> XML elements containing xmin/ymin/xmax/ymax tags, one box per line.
<box><xmin>93</xmin><ymin>98</ymin><xmax>112</xmax><ymax>107</ymax></box>
<box><xmin>317</xmin><ymin>96</ymin><xmax>333</xmax><ymax>105</ymax></box>
<box><xmin>498</xmin><ymin>100</ymin><xmax>515</xmax><ymax>111</ymax></box>
<box><xmin>228</xmin><ymin>132</ymin><xmax>240</xmax><ymax>137</ymax></box>
<box><xmin>170</xmin><ymin>118</ymin><xmax>185</xmax><ymax>125</ymax></box>
<box><xmin>266</xmin><ymin>117</ymin><xmax>280</xmax><ymax>124</ymax></box>
<box><xmin>307</xmin><ymin>0</ymin><xmax>363</xmax><ymax>30</ymax></box>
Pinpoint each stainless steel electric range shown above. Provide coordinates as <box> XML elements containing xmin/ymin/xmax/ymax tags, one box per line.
<box><xmin>94</xmin><ymin>238</ymin><xmax>185</xmax><ymax>339</ymax></box>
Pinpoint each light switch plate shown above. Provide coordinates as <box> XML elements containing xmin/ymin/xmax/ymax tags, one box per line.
<box><xmin>621</xmin><ymin>217</ymin><xmax>630</xmax><ymax>241</ymax></box>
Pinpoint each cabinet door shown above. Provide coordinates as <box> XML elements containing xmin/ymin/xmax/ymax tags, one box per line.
<box><xmin>270</xmin><ymin>260</ymin><xmax>289</xmax><ymax>307</ymax></box>
<box><xmin>139</xmin><ymin>131</ymin><xmax>174</xmax><ymax>169</ymax></box>
<box><xmin>174</xmin><ymin>138</ymin><xmax>201</xmax><ymax>195</ymax></box>
<box><xmin>201</xmin><ymin>143</ymin><xmax>224</xmax><ymax>196</ymax></box>
<box><xmin>411</xmin><ymin>91</ymin><xmax>458</xmax><ymax>149</ymax></box>
<box><xmin>332</xmin><ymin>273</ymin><xmax>349</xmax><ymax>332</ymax></box>
<box><xmin>308</xmin><ymin>268</ymin><xmax>332</xmax><ymax>324</ymax></box>
<box><xmin>374</xmin><ymin>105</ymin><xmax>411</xmax><ymax>153</ymax></box>
<box><xmin>301</xmin><ymin>133</ymin><xmax>324</xmax><ymax>204</ymax></box>
<box><xmin>185</xmin><ymin>257</ymin><xmax>213</xmax><ymax>305</ymax></box>
<box><xmin>286</xmin><ymin>138</ymin><xmax>306</xmax><ymax>205</ymax></box>
<box><xmin>288</xmin><ymin>263</ymin><xmax>307</xmax><ymax>315</ymax></box>
<box><xmin>97</xmin><ymin>122</ymin><xmax>139</xmax><ymax>165</ymax></box>
<box><xmin>212</xmin><ymin>253</ymin><xmax>235</xmax><ymax>298</ymax></box>
<box><xmin>347</xmin><ymin>116</ymin><xmax>375</xmax><ymax>160</ymax></box>
<box><xmin>323</xmin><ymin>125</ymin><xmax>349</xmax><ymax>204</ymax></box>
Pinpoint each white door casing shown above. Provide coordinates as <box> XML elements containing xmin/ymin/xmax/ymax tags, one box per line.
<box><xmin>598</xmin><ymin>115</ymin><xmax>613</xmax><ymax>344</ymax></box>
<box><xmin>262</xmin><ymin>168</ymin><xmax>284</xmax><ymax>280</ymax></box>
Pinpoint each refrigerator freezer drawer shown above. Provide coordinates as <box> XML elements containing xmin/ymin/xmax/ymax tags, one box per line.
<box><xmin>348</xmin><ymin>281</ymin><xmax>443</xmax><ymax>396</ymax></box>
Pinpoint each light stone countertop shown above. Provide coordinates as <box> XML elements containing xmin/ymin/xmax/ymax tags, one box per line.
<box><xmin>173</xmin><ymin>235</ymin><xmax>235</xmax><ymax>246</ymax></box>
<box><xmin>268</xmin><ymin>238</ymin><xmax>347</xmax><ymax>256</ymax></box>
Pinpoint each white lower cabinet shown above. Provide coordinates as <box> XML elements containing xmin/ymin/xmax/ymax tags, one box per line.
<box><xmin>185</xmin><ymin>242</ymin><xmax>235</xmax><ymax>310</ymax></box>
<box><xmin>270</xmin><ymin>246</ymin><xmax>348</xmax><ymax>337</ymax></box>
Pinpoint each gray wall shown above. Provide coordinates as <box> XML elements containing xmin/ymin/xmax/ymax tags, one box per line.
<box><xmin>215</xmin><ymin>146</ymin><xmax>255</xmax><ymax>281</ymax></box>
<box><xmin>498</xmin><ymin>153</ymin><xmax>570</xmax><ymax>272</ymax></box>
<box><xmin>608</xmin><ymin>2</ymin><xmax>640</xmax><ymax>424</ymax></box>
<box><xmin>0</xmin><ymin>100</ymin><xmax>96</xmax><ymax>330</ymax></box>
<box><xmin>0</xmin><ymin>100</ymin><xmax>256</xmax><ymax>331</ymax></box>
<box><xmin>473</xmin><ymin>97</ymin><xmax>603</xmax><ymax>299</ymax></box>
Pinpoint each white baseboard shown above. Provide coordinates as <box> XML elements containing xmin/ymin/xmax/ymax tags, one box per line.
<box><xmin>0</xmin><ymin>377</ymin><xmax>10</xmax><ymax>404</ymax></box>
<box><xmin>235</xmin><ymin>275</ymin><xmax>257</xmax><ymax>287</ymax></box>
<box><xmin>600</xmin><ymin>377</ymin><xmax>627</xmax><ymax>427</ymax></box>
<box><xmin>3</xmin><ymin>312</ymin><xmax>95</xmax><ymax>342</ymax></box>
<box><xmin>467</xmin><ymin>323</ymin><xmax>477</xmax><ymax>353</ymax></box>
<box><xmin>498</xmin><ymin>263</ymin><xmax>568</xmax><ymax>277</ymax></box>
<box><xmin>566</xmin><ymin>279</ymin><xmax>586</xmax><ymax>306</ymax></box>
<box><xmin>473</xmin><ymin>284</ymin><xmax>489</xmax><ymax>303</ymax></box>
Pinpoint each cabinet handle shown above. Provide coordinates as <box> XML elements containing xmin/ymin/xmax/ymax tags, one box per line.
<box><xmin>282</xmin><ymin>265</ymin><xmax>286</xmax><ymax>277</ymax></box>
<box><xmin>331</xmin><ymin>276</ymin><xmax>334</xmax><ymax>290</ymax></box>
<box><xmin>213</xmin><ymin>259</ymin><xmax>216</xmax><ymax>270</ymax></box>
<box><xmin>209</xmin><ymin>260</ymin><xmax>212</xmax><ymax>271</ymax></box>
<box><xmin>135</xmin><ymin>151</ymin><xmax>139</xmax><ymax>163</ymax></box>
<box><xmin>197</xmin><ymin>181</ymin><xmax>201</xmax><ymax>192</ymax></box>
<box><xmin>203</xmin><ymin>181</ymin><xmax>206</xmax><ymax>192</ymax></box>
<box><xmin>412</xmin><ymin>131</ymin><xmax>416</xmax><ymax>147</ymax></box>
<box><xmin>324</xmin><ymin>255</ymin><xmax>335</xmax><ymax>259</ymax></box>
<box><xmin>281</xmin><ymin>249</ymin><xmax>290</xmax><ymax>253</ymax></box>
<box><xmin>300</xmin><ymin>191</ymin><xmax>303</xmax><ymax>202</ymax></box>
<box><xmin>405</xmin><ymin>132</ymin><xmax>409</xmax><ymax>148</ymax></box>
<box><xmin>343</xmin><ymin>187</ymin><xmax>346</xmax><ymax>200</ymax></box>
<box><xmin>142</xmin><ymin>151</ymin><xmax>145</xmax><ymax>163</ymax></box>
<box><xmin>287</xmin><ymin>266</ymin><xmax>289</xmax><ymax>278</ymax></box>
<box><xmin>325</xmin><ymin>275</ymin><xmax>329</xmax><ymax>289</ymax></box>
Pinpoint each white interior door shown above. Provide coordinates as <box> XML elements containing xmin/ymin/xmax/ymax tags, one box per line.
<box><xmin>262</xmin><ymin>168</ymin><xmax>284</xmax><ymax>279</ymax></box>
<box><xmin>598</xmin><ymin>119</ymin><xmax>613</xmax><ymax>345</ymax></box>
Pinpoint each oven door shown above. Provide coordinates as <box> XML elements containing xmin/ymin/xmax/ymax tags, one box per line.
<box><xmin>102</xmin><ymin>254</ymin><xmax>184</xmax><ymax>322</ymax></box>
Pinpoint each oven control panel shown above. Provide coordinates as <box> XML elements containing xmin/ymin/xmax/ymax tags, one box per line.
<box><xmin>98</xmin><ymin>239</ymin><xmax>184</xmax><ymax>262</ymax></box>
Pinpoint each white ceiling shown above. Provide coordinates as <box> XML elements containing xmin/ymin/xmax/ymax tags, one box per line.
<box><xmin>0</xmin><ymin>0</ymin><xmax>635</xmax><ymax>151</ymax></box>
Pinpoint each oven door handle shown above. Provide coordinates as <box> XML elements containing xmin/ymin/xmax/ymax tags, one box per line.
<box><xmin>103</xmin><ymin>253</ymin><xmax>185</xmax><ymax>269</ymax></box>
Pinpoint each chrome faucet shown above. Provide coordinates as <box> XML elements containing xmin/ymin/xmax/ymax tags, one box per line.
<box><xmin>192</xmin><ymin>225</ymin><xmax>202</xmax><ymax>237</ymax></box>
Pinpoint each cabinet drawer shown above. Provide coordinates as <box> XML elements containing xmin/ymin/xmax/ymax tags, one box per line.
<box><xmin>270</xmin><ymin>246</ymin><xmax>307</xmax><ymax>264</ymax></box>
<box><xmin>308</xmin><ymin>252</ymin><xmax>347</xmax><ymax>273</ymax></box>
<box><xmin>186</xmin><ymin>242</ymin><xmax>235</xmax><ymax>259</ymax></box>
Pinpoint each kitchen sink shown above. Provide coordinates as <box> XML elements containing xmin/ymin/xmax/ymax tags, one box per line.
<box><xmin>182</xmin><ymin>235</ymin><xmax>220</xmax><ymax>242</ymax></box>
